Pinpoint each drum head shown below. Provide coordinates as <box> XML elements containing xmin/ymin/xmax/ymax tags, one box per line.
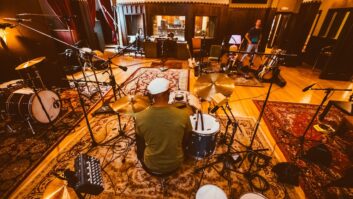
<box><xmin>190</xmin><ymin>114</ymin><xmax>219</xmax><ymax>135</ymax></box>
<box><xmin>240</xmin><ymin>192</ymin><xmax>267</xmax><ymax>199</ymax></box>
<box><xmin>31</xmin><ymin>90</ymin><xmax>61</xmax><ymax>123</ymax></box>
<box><xmin>196</xmin><ymin>184</ymin><xmax>227</xmax><ymax>199</ymax></box>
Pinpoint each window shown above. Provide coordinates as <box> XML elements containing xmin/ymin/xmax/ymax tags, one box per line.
<box><xmin>194</xmin><ymin>16</ymin><xmax>216</xmax><ymax>38</ymax></box>
<box><xmin>319</xmin><ymin>9</ymin><xmax>351</xmax><ymax>39</ymax></box>
<box><xmin>153</xmin><ymin>15</ymin><xmax>186</xmax><ymax>41</ymax></box>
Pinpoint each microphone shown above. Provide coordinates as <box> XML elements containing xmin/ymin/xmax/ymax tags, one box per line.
<box><xmin>210</xmin><ymin>93</ymin><xmax>228</xmax><ymax>114</ymax></box>
<box><xmin>3</xmin><ymin>17</ymin><xmax>32</xmax><ymax>22</ymax></box>
<box><xmin>302</xmin><ymin>83</ymin><xmax>316</xmax><ymax>92</ymax></box>
<box><xmin>118</xmin><ymin>65</ymin><xmax>128</xmax><ymax>71</ymax></box>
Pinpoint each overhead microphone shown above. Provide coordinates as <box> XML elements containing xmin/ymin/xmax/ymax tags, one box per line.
<box><xmin>302</xmin><ymin>83</ymin><xmax>316</xmax><ymax>92</ymax></box>
<box><xmin>3</xmin><ymin>17</ymin><xmax>32</xmax><ymax>22</ymax></box>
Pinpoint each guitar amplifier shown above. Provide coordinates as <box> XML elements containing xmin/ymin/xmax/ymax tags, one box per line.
<box><xmin>74</xmin><ymin>154</ymin><xmax>104</xmax><ymax>195</ymax></box>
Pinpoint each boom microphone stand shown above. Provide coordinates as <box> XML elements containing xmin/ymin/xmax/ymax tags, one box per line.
<box><xmin>296</xmin><ymin>87</ymin><xmax>352</xmax><ymax>157</ymax></box>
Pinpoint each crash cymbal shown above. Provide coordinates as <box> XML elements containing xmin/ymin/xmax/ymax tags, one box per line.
<box><xmin>194</xmin><ymin>73</ymin><xmax>235</xmax><ymax>100</ymax></box>
<box><xmin>109</xmin><ymin>95</ymin><xmax>150</xmax><ymax>114</ymax></box>
<box><xmin>42</xmin><ymin>178</ymin><xmax>78</xmax><ymax>199</ymax></box>
<box><xmin>15</xmin><ymin>56</ymin><xmax>46</xmax><ymax>70</ymax></box>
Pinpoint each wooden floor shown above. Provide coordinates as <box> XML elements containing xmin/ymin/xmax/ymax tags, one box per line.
<box><xmin>10</xmin><ymin>55</ymin><xmax>353</xmax><ymax>199</ymax></box>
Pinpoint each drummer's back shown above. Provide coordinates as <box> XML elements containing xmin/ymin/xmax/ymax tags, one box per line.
<box><xmin>135</xmin><ymin>105</ymin><xmax>191</xmax><ymax>173</ymax></box>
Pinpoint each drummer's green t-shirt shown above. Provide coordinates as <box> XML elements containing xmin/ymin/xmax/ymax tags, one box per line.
<box><xmin>135</xmin><ymin>105</ymin><xmax>192</xmax><ymax>173</ymax></box>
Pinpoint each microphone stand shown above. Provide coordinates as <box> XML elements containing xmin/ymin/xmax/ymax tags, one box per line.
<box><xmin>92</xmin><ymin>43</ymin><xmax>134</xmax><ymax>116</ymax></box>
<box><xmin>72</xmin><ymin>80</ymin><xmax>98</xmax><ymax>147</ymax></box>
<box><xmin>296</xmin><ymin>87</ymin><xmax>352</xmax><ymax>158</ymax></box>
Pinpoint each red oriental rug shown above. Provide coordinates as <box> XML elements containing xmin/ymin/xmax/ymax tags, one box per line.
<box><xmin>253</xmin><ymin>100</ymin><xmax>353</xmax><ymax>199</ymax></box>
<box><xmin>122</xmin><ymin>67</ymin><xmax>189</xmax><ymax>96</ymax></box>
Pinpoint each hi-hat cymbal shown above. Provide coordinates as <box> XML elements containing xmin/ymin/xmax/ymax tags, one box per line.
<box><xmin>109</xmin><ymin>95</ymin><xmax>150</xmax><ymax>114</ymax></box>
<box><xmin>42</xmin><ymin>178</ymin><xmax>78</xmax><ymax>199</ymax></box>
<box><xmin>15</xmin><ymin>56</ymin><xmax>46</xmax><ymax>70</ymax></box>
<box><xmin>194</xmin><ymin>73</ymin><xmax>235</xmax><ymax>100</ymax></box>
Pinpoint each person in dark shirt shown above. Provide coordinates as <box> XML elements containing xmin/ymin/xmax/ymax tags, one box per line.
<box><xmin>241</xmin><ymin>19</ymin><xmax>263</xmax><ymax>61</ymax></box>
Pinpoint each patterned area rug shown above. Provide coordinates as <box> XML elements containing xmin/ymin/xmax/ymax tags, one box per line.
<box><xmin>253</xmin><ymin>100</ymin><xmax>353</xmax><ymax>199</ymax></box>
<box><xmin>0</xmin><ymin>84</ymin><xmax>110</xmax><ymax>198</ymax></box>
<box><xmin>122</xmin><ymin>67</ymin><xmax>189</xmax><ymax>96</ymax></box>
<box><xmin>19</xmin><ymin>113</ymin><xmax>299</xmax><ymax>199</ymax></box>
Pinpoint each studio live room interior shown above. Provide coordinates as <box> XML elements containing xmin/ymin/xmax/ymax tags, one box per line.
<box><xmin>1</xmin><ymin>0</ymin><xmax>353</xmax><ymax>198</ymax></box>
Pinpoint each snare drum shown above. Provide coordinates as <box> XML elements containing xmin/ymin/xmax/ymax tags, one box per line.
<box><xmin>5</xmin><ymin>88</ymin><xmax>61</xmax><ymax>123</ymax></box>
<box><xmin>196</xmin><ymin>184</ymin><xmax>227</xmax><ymax>199</ymax></box>
<box><xmin>239</xmin><ymin>192</ymin><xmax>267</xmax><ymax>199</ymax></box>
<box><xmin>187</xmin><ymin>114</ymin><xmax>219</xmax><ymax>159</ymax></box>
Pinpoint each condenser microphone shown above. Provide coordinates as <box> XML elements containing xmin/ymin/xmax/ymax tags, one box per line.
<box><xmin>302</xmin><ymin>83</ymin><xmax>316</xmax><ymax>92</ymax></box>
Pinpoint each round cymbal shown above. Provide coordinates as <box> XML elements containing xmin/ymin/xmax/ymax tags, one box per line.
<box><xmin>42</xmin><ymin>178</ymin><xmax>78</xmax><ymax>199</ymax></box>
<box><xmin>109</xmin><ymin>95</ymin><xmax>150</xmax><ymax>114</ymax></box>
<box><xmin>194</xmin><ymin>73</ymin><xmax>235</xmax><ymax>100</ymax></box>
<box><xmin>15</xmin><ymin>56</ymin><xmax>46</xmax><ymax>70</ymax></box>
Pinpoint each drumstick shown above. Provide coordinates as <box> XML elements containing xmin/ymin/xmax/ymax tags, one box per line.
<box><xmin>195</xmin><ymin>110</ymin><xmax>199</xmax><ymax>131</ymax></box>
<box><xmin>199</xmin><ymin>111</ymin><xmax>204</xmax><ymax>131</ymax></box>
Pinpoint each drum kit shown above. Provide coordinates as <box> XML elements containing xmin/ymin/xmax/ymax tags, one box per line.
<box><xmin>0</xmin><ymin>57</ymin><xmax>61</xmax><ymax>134</ymax></box>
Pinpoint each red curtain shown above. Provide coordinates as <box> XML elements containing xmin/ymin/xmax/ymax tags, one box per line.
<box><xmin>87</xmin><ymin>0</ymin><xmax>96</xmax><ymax>29</ymax></box>
<box><xmin>47</xmin><ymin>0</ymin><xmax>79</xmax><ymax>44</ymax></box>
<box><xmin>99</xmin><ymin>0</ymin><xmax>117</xmax><ymax>43</ymax></box>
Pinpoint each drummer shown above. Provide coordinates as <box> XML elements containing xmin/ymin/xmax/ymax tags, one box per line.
<box><xmin>135</xmin><ymin>78</ymin><xmax>192</xmax><ymax>174</ymax></box>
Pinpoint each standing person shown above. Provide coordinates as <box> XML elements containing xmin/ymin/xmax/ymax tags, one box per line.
<box><xmin>241</xmin><ymin>19</ymin><xmax>263</xmax><ymax>62</ymax></box>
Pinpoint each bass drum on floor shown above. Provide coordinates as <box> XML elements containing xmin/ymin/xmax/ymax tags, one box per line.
<box><xmin>5</xmin><ymin>88</ymin><xmax>61</xmax><ymax>123</ymax></box>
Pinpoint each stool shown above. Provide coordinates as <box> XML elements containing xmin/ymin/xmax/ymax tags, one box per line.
<box><xmin>141</xmin><ymin>162</ymin><xmax>179</xmax><ymax>196</ymax></box>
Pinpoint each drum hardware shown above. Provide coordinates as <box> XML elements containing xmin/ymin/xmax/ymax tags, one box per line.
<box><xmin>195</xmin><ymin>95</ymin><xmax>271</xmax><ymax>192</ymax></box>
<box><xmin>272</xmin><ymin>87</ymin><xmax>353</xmax><ymax>185</ymax></box>
<box><xmin>15</xmin><ymin>57</ymin><xmax>47</xmax><ymax>89</ymax></box>
<box><xmin>103</xmin><ymin>95</ymin><xmax>149</xmax><ymax>145</ymax></box>
<box><xmin>92</xmin><ymin>44</ymin><xmax>133</xmax><ymax>117</ymax></box>
<box><xmin>9</xmin><ymin>21</ymin><xmax>127</xmax><ymax>110</ymax></box>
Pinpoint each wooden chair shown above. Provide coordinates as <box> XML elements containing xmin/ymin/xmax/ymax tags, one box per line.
<box><xmin>192</xmin><ymin>37</ymin><xmax>202</xmax><ymax>57</ymax></box>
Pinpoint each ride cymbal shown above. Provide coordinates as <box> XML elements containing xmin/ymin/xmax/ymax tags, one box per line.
<box><xmin>109</xmin><ymin>95</ymin><xmax>150</xmax><ymax>114</ymax></box>
<box><xmin>15</xmin><ymin>56</ymin><xmax>46</xmax><ymax>70</ymax></box>
<box><xmin>42</xmin><ymin>178</ymin><xmax>78</xmax><ymax>199</ymax></box>
<box><xmin>194</xmin><ymin>73</ymin><xmax>235</xmax><ymax>100</ymax></box>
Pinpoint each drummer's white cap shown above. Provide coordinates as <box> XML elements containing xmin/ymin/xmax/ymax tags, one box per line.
<box><xmin>147</xmin><ymin>78</ymin><xmax>170</xmax><ymax>95</ymax></box>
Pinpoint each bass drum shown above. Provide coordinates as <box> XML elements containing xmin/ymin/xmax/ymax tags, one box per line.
<box><xmin>6</xmin><ymin>88</ymin><xmax>61</xmax><ymax>123</ymax></box>
<box><xmin>187</xmin><ymin>114</ymin><xmax>220</xmax><ymax>159</ymax></box>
